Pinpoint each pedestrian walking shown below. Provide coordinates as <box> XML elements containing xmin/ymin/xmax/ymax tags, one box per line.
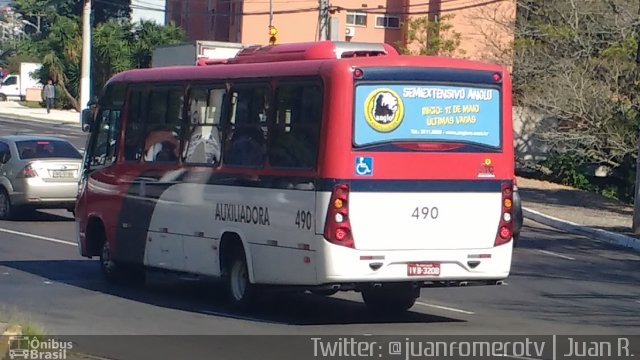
<box><xmin>43</xmin><ymin>80</ymin><xmax>55</xmax><ymax>114</ymax></box>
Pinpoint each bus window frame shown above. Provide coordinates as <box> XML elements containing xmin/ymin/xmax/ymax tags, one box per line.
<box><xmin>120</xmin><ymin>85</ymin><xmax>149</xmax><ymax>164</ymax></box>
<box><xmin>220</xmin><ymin>80</ymin><xmax>272</xmax><ymax>170</ymax></box>
<box><xmin>141</xmin><ymin>84</ymin><xmax>187</xmax><ymax>165</ymax></box>
<box><xmin>84</xmin><ymin>82</ymin><xmax>126</xmax><ymax>173</ymax></box>
<box><xmin>267</xmin><ymin>77</ymin><xmax>324</xmax><ymax>171</ymax></box>
<box><xmin>182</xmin><ymin>83</ymin><xmax>228</xmax><ymax>168</ymax></box>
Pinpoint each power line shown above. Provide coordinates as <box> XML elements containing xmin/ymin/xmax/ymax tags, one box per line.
<box><xmin>95</xmin><ymin>0</ymin><xmax>504</xmax><ymax>18</ymax></box>
<box><xmin>334</xmin><ymin>0</ymin><xmax>509</xmax><ymax>15</ymax></box>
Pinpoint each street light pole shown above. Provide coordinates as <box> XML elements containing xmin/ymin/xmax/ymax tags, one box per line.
<box><xmin>633</xmin><ymin>1</ymin><xmax>640</xmax><ymax>233</ymax></box>
<box><xmin>80</xmin><ymin>0</ymin><xmax>92</xmax><ymax>123</ymax></box>
<box><xmin>319</xmin><ymin>0</ymin><xmax>328</xmax><ymax>41</ymax></box>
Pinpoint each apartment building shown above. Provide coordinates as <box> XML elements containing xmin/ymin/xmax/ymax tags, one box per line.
<box><xmin>165</xmin><ymin>0</ymin><xmax>515</xmax><ymax>62</ymax></box>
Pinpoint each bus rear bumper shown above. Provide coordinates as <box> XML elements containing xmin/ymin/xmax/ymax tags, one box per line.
<box><xmin>316</xmin><ymin>240</ymin><xmax>513</xmax><ymax>285</ymax></box>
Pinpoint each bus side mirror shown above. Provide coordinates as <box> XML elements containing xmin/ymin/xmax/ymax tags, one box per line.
<box><xmin>81</xmin><ymin>108</ymin><xmax>92</xmax><ymax>133</ymax></box>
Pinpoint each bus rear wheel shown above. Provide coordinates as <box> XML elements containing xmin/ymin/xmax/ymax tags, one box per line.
<box><xmin>361</xmin><ymin>284</ymin><xmax>419</xmax><ymax>313</ymax></box>
<box><xmin>100</xmin><ymin>241</ymin><xmax>121</xmax><ymax>283</ymax></box>
<box><xmin>226</xmin><ymin>251</ymin><xmax>256</xmax><ymax>309</ymax></box>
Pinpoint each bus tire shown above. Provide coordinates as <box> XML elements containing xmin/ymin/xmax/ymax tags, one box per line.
<box><xmin>100</xmin><ymin>240</ymin><xmax>122</xmax><ymax>283</ymax></box>
<box><xmin>361</xmin><ymin>284</ymin><xmax>419</xmax><ymax>313</ymax></box>
<box><xmin>226</xmin><ymin>250</ymin><xmax>256</xmax><ymax>309</ymax></box>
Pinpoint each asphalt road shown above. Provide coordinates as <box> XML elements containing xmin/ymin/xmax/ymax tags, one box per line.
<box><xmin>1</xmin><ymin>117</ymin><xmax>639</xmax><ymax>357</ymax></box>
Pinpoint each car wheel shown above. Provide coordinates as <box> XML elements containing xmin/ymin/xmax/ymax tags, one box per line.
<box><xmin>0</xmin><ymin>188</ymin><xmax>14</xmax><ymax>220</ymax></box>
<box><xmin>0</xmin><ymin>94</ymin><xmax>6</xmax><ymax>102</ymax></box>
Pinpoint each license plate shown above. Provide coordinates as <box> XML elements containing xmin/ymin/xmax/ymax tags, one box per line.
<box><xmin>407</xmin><ymin>263</ymin><xmax>441</xmax><ymax>276</ymax></box>
<box><xmin>51</xmin><ymin>170</ymin><xmax>74</xmax><ymax>178</ymax></box>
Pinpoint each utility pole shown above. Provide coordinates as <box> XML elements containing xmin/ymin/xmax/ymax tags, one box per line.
<box><xmin>633</xmin><ymin>0</ymin><xmax>640</xmax><ymax>233</ymax></box>
<box><xmin>319</xmin><ymin>0</ymin><xmax>329</xmax><ymax>41</ymax></box>
<box><xmin>269</xmin><ymin>0</ymin><xmax>273</xmax><ymax>27</ymax></box>
<box><xmin>80</xmin><ymin>0</ymin><xmax>92</xmax><ymax>124</ymax></box>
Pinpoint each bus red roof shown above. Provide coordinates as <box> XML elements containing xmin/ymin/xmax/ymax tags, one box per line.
<box><xmin>108</xmin><ymin>41</ymin><xmax>506</xmax><ymax>84</ymax></box>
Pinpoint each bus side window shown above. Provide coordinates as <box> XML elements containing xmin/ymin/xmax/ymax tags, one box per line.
<box><xmin>144</xmin><ymin>87</ymin><xmax>183</xmax><ymax>163</ymax></box>
<box><xmin>184</xmin><ymin>87</ymin><xmax>225</xmax><ymax>165</ymax></box>
<box><xmin>269</xmin><ymin>82</ymin><xmax>322</xmax><ymax>169</ymax></box>
<box><xmin>223</xmin><ymin>85</ymin><xmax>269</xmax><ymax>167</ymax></box>
<box><xmin>89</xmin><ymin>109</ymin><xmax>120</xmax><ymax>168</ymax></box>
<box><xmin>123</xmin><ymin>89</ymin><xmax>145</xmax><ymax>162</ymax></box>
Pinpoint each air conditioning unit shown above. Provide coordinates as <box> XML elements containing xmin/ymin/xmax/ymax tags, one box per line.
<box><xmin>345</xmin><ymin>26</ymin><xmax>356</xmax><ymax>37</ymax></box>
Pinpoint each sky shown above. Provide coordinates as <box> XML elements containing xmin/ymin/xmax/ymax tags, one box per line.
<box><xmin>131</xmin><ymin>0</ymin><xmax>166</xmax><ymax>25</ymax></box>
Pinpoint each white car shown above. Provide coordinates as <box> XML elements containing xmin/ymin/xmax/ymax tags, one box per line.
<box><xmin>0</xmin><ymin>135</ymin><xmax>83</xmax><ymax>220</ymax></box>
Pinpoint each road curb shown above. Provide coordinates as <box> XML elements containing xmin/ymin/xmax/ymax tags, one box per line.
<box><xmin>0</xmin><ymin>323</ymin><xmax>22</xmax><ymax>360</ymax></box>
<box><xmin>0</xmin><ymin>111</ymin><xmax>79</xmax><ymax>127</ymax></box>
<box><xmin>523</xmin><ymin>207</ymin><xmax>640</xmax><ymax>252</ymax></box>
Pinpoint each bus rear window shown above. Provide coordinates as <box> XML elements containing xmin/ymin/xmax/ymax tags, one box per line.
<box><xmin>17</xmin><ymin>140</ymin><xmax>82</xmax><ymax>159</ymax></box>
<box><xmin>353</xmin><ymin>84</ymin><xmax>501</xmax><ymax>149</ymax></box>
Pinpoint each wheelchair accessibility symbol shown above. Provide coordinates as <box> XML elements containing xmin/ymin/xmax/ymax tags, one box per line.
<box><xmin>355</xmin><ymin>157</ymin><xmax>373</xmax><ymax>176</ymax></box>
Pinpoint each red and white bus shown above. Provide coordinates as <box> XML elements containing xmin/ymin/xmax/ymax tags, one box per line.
<box><xmin>75</xmin><ymin>41</ymin><xmax>515</xmax><ymax>313</ymax></box>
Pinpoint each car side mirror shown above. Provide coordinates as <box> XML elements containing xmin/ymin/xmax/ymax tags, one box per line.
<box><xmin>0</xmin><ymin>152</ymin><xmax>8</xmax><ymax>164</ymax></box>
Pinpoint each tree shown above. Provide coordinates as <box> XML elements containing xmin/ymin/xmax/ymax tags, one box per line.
<box><xmin>130</xmin><ymin>20</ymin><xmax>185</xmax><ymax>69</ymax></box>
<box><xmin>11</xmin><ymin>0</ymin><xmax>184</xmax><ymax>111</ymax></box>
<box><xmin>397</xmin><ymin>14</ymin><xmax>463</xmax><ymax>57</ymax></box>
<box><xmin>12</xmin><ymin>0</ymin><xmax>131</xmax><ymax>32</ymax></box>
<box><xmin>471</xmin><ymin>0</ymin><xmax>640</xmax><ymax>201</ymax></box>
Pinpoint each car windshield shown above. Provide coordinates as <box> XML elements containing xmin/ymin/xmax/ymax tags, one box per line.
<box><xmin>16</xmin><ymin>140</ymin><xmax>82</xmax><ymax>159</ymax></box>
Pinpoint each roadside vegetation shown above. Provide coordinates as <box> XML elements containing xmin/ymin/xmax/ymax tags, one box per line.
<box><xmin>0</xmin><ymin>0</ymin><xmax>184</xmax><ymax>111</ymax></box>
<box><xmin>1</xmin><ymin>308</ymin><xmax>45</xmax><ymax>337</ymax></box>
<box><xmin>469</xmin><ymin>0</ymin><xmax>640</xmax><ymax>203</ymax></box>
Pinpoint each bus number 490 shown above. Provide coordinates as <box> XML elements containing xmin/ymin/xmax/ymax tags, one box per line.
<box><xmin>412</xmin><ymin>206</ymin><xmax>439</xmax><ymax>220</ymax></box>
<box><xmin>296</xmin><ymin>210</ymin><xmax>312</xmax><ymax>230</ymax></box>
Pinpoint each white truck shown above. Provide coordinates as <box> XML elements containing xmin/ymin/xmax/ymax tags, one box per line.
<box><xmin>151</xmin><ymin>40</ymin><xmax>246</xmax><ymax>67</ymax></box>
<box><xmin>0</xmin><ymin>62</ymin><xmax>43</xmax><ymax>102</ymax></box>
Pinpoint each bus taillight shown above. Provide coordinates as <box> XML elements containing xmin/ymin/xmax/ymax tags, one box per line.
<box><xmin>324</xmin><ymin>184</ymin><xmax>354</xmax><ymax>248</ymax></box>
<box><xmin>494</xmin><ymin>182</ymin><xmax>513</xmax><ymax>247</ymax></box>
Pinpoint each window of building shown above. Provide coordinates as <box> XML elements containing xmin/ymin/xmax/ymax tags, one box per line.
<box><xmin>143</xmin><ymin>88</ymin><xmax>184</xmax><ymax>163</ymax></box>
<box><xmin>269</xmin><ymin>82</ymin><xmax>322</xmax><ymax>169</ymax></box>
<box><xmin>184</xmin><ymin>87</ymin><xmax>226</xmax><ymax>165</ymax></box>
<box><xmin>346</xmin><ymin>12</ymin><xmax>367</xmax><ymax>26</ymax></box>
<box><xmin>223</xmin><ymin>84</ymin><xmax>270</xmax><ymax>167</ymax></box>
<box><xmin>375</xmin><ymin>15</ymin><xmax>400</xmax><ymax>29</ymax></box>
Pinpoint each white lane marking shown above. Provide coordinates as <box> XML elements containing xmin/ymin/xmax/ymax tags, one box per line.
<box><xmin>0</xmin><ymin>227</ymin><xmax>77</xmax><ymax>247</ymax></box>
<box><xmin>415</xmin><ymin>301</ymin><xmax>475</xmax><ymax>315</ymax></box>
<box><xmin>536</xmin><ymin>249</ymin><xmax>575</xmax><ymax>261</ymax></box>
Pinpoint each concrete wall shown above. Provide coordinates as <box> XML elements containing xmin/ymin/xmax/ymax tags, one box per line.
<box><xmin>513</xmin><ymin>106</ymin><xmax>556</xmax><ymax>164</ymax></box>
